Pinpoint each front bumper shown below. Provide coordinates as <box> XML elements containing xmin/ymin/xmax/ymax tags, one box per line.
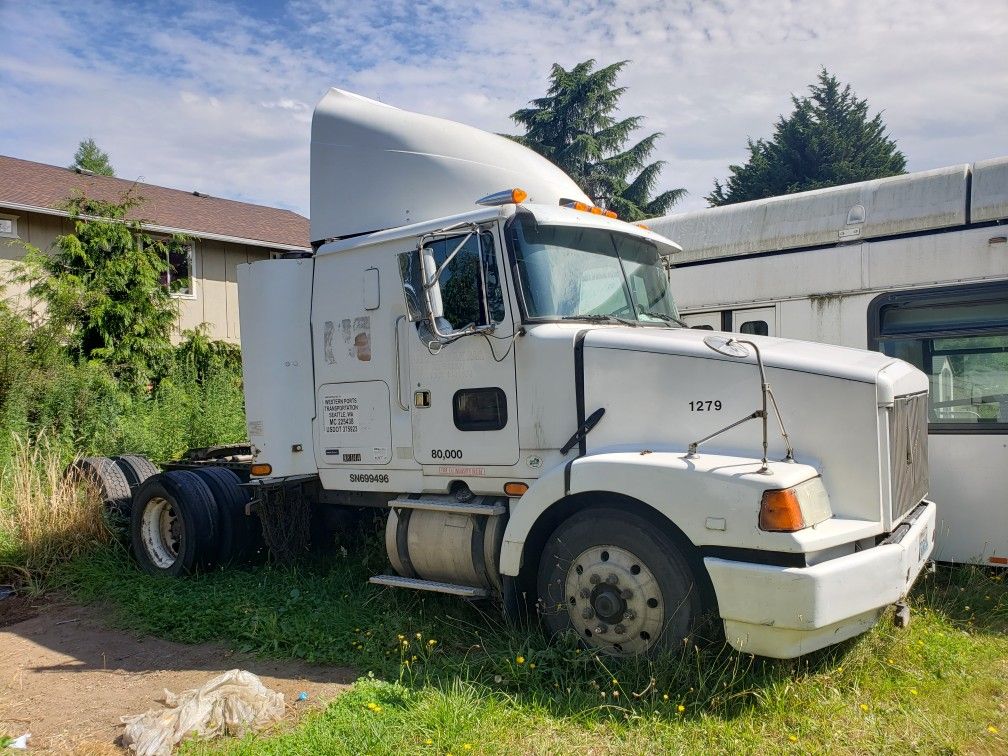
<box><xmin>704</xmin><ymin>500</ymin><xmax>936</xmax><ymax>658</ymax></box>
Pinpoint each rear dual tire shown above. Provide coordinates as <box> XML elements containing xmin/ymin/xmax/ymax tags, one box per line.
<box><xmin>113</xmin><ymin>455</ymin><xmax>160</xmax><ymax>491</ymax></box>
<box><xmin>191</xmin><ymin>466</ymin><xmax>260</xmax><ymax>566</ymax></box>
<box><xmin>131</xmin><ymin>471</ymin><xmax>219</xmax><ymax>577</ymax></box>
<box><xmin>67</xmin><ymin>457</ymin><xmax>132</xmax><ymax>517</ymax></box>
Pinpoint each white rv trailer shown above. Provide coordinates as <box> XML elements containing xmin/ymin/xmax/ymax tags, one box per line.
<box><xmin>649</xmin><ymin>158</ymin><xmax>1008</xmax><ymax>567</ymax></box>
<box><xmin>116</xmin><ymin>90</ymin><xmax>938</xmax><ymax>660</ymax></box>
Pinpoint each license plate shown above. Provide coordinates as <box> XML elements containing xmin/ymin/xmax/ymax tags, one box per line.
<box><xmin>918</xmin><ymin>532</ymin><xmax>929</xmax><ymax>562</ymax></box>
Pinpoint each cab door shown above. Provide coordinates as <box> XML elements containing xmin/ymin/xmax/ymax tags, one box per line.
<box><xmin>406</xmin><ymin>224</ymin><xmax>519</xmax><ymax>467</ymax></box>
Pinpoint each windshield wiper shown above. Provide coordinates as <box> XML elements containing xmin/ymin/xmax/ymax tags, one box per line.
<box><xmin>641</xmin><ymin>310</ymin><xmax>688</xmax><ymax>328</ymax></box>
<box><xmin>561</xmin><ymin>314</ymin><xmax>638</xmax><ymax>327</ymax></box>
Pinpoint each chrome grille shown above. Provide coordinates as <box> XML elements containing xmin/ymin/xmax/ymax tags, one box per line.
<box><xmin>889</xmin><ymin>392</ymin><xmax>929</xmax><ymax>523</ymax></box>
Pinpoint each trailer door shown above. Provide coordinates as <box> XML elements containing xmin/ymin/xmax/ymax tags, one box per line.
<box><xmin>732</xmin><ymin>306</ymin><xmax>777</xmax><ymax>337</ymax></box>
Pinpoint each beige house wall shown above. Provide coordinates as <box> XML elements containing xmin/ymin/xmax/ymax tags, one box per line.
<box><xmin>0</xmin><ymin>207</ymin><xmax>270</xmax><ymax>343</ymax></box>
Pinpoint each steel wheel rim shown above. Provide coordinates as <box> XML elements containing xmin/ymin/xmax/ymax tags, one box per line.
<box><xmin>141</xmin><ymin>496</ymin><xmax>181</xmax><ymax>568</ymax></box>
<box><xmin>564</xmin><ymin>544</ymin><xmax>664</xmax><ymax>655</ymax></box>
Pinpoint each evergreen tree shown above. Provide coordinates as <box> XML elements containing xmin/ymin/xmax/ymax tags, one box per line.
<box><xmin>511</xmin><ymin>59</ymin><xmax>685</xmax><ymax>221</ymax></box>
<box><xmin>707</xmin><ymin>69</ymin><xmax>907</xmax><ymax>206</ymax></box>
<box><xmin>70</xmin><ymin>138</ymin><xmax>115</xmax><ymax>176</ymax></box>
<box><xmin>18</xmin><ymin>192</ymin><xmax>184</xmax><ymax>386</ymax></box>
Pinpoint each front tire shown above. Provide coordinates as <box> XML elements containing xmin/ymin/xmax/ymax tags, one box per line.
<box><xmin>536</xmin><ymin>507</ymin><xmax>703</xmax><ymax>656</ymax></box>
<box><xmin>130</xmin><ymin>471</ymin><xmax>219</xmax><ymax>576</ymax></box>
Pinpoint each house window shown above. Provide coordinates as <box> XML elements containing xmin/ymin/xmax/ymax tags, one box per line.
<box><xmin>0</xmin><ymin>214</ymin><xmax>18</xmax><ymax>239</ymax></box>
<box><xmin>159</xmin><ymin>242</ymin><xmax>195</xmax><ymax>297</ymax></box>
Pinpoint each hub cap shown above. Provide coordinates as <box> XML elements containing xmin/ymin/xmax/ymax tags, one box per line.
<box><xmin>141</xmin><ymin>496</ymin><xmax>182</xmax><ymax>569</ymax></box>
<box><xmin>564</xmin><ymin>544</ymin><xmax>663</xmax><ymax>655</ymax></box>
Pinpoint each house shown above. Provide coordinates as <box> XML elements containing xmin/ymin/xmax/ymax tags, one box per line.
<box><xmin>0</xmin><ymin>155</ymin><xmax>310</xmax><ymax>342</ymax></box>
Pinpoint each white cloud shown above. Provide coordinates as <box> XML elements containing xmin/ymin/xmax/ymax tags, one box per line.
<box><xmin>0</xmin><ymin>0</ymin><xmax>1005</xmax><ymax>217</ymax></box>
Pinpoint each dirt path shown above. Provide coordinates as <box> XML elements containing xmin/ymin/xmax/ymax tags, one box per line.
<box><xmin>0</xmin><ymin>600</ymin><xmax>354</xmax><ymax>754</ymax></box>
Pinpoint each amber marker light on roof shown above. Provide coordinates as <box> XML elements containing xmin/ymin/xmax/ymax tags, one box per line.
<box><xmin>476</xmin><ymin>188</ymin><xmax>528</xmax><ymax>206</ymax></box>
<box><xmin>604</xmin><ymin>209</ymin><xmax>618</xmax><ymax>219</ymax></box>
<box><xmin>504</xmin><ymin>482</ymin><xmax>529</xmax><ymax>496</ymax></box>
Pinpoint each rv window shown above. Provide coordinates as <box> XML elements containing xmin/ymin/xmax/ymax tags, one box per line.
<box><xmin>871</xmin><ymin>282</ymin><xmax>1008</xmax><ymax>432</ymax></box>
<box><xmin>740</xmin><ymin>320</ymin><xmax>769</xmax><ymax>336</ymax></box>
<box><xmin>424</xmin><ymin>231</ymin><xmax>505</xmax><ymax>329</ymax></box>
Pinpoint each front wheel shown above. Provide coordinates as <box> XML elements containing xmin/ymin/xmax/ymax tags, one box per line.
<box><xmin>536</xmin><ymin>507</ymin><xmax>703</xmax><ymax>656</ymax></box>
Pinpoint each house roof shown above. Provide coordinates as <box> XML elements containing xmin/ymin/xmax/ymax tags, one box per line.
<box><xmin>0</xmin><ymin>154</ymin><xmax>310</xmax><ymax>250</ymax></box>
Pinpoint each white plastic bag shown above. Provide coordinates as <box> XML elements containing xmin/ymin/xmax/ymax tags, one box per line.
<box><xmin>121</xmin><ymin>669</ymin><xmax>285</xmax><ymax>756</ymax></box>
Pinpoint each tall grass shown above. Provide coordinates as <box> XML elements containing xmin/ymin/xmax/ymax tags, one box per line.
<box><xmin>0</xmin><ymin>434</ymin><xmax>111</xmax><ymax>593</ymax></box>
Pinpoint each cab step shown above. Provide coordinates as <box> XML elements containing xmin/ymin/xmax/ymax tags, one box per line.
<box><xmin>368</xmin><ymin>574</ymin><xmax>489</xmax><ymax>598</ymax></box>
<box><xmin>389</xmin><ymin>494</ymin><xmax>506</xmax><ymax>517</ymax></box>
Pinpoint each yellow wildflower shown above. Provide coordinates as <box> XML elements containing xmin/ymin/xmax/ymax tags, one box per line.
<box><xmin>910</xmin><ymin>688</ymin><xmax>919</xmax><ymax>695</ymax></box>
<box><xmin>516</xmin><ymin>655</ymin><xmax>525</xmax><ymax>665</ymax></box>
<box><xmin>416</xmin><ymin>632</ymin><xmax>423</xmax><ymax>639</ymax></box>
<box><xmin>860</xmin><ymin>704</ymin><xmax>869</xmax><ymax>712</ymax></box>
<box><xmin>425</xmin><ymin>739</ymin><xmax>433</xmax><ymax>745</ymax></box>
<box><xmin>662</xmin><ymin>693</ymin><xmax>669</xmax><ymax>701</ymax></box>
<box><xmin>788</xmin><ymin>735</ymin><xmax>798</xmax><ymax>742</ymax></box>
<box><xmin>989</xmin><ymin>726</ymin><xmax>999</xmax><ymax>734</ymax></box>
<box><xmin>677</xmin><ymin>704</ymin><xmax>685</xmax><ymax>713</ymax></box>
<box><xmin>529</xmin><ymin>663</ymin><xmax>536</xmax><ymax>669</ymax></box>
<box><xmin>398</xmin><ymin>634</ymin><xmax>405</xmax><ymax>641</ymax></box>
<box><xmin>463</xmin><ymin>745</ymin><xmax>472</xmax><ymax>751</ymax></box>
<box><xmin>428</xmin><ymin>639</ymin><xmax>437</xmax><ymax>646</ymax></box>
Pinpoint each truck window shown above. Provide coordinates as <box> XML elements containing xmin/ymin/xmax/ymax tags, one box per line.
<box><xmin>869</xmin><ymin>282</ymin><xmax>1008</xmax><ymax>431</ymax></box>
<box><xmin>424</xmin><ymin>231</ymin><xmax>505</xmax><ymax>329</ymax></box>
<box><xmin>453</xmin><ymin>387</ymin><xmax>508</xmax><ymax>431</ymax></box>
<box><xmin>509</xmin><ymin>212</ymin><xmax>680</xmax><ymax>324</ymax></box>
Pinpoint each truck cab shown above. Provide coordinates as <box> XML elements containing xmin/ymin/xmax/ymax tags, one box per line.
<box><xmin>236</xmin><ymin>89</ymin><xmax>937</xmax><ymax>659</ymax></box>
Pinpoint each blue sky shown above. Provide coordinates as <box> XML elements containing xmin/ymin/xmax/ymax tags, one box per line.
<box><xmin>1</xmin><ymin>0</ymin><xmax>1005</xmax><ymax>217</ymax></box>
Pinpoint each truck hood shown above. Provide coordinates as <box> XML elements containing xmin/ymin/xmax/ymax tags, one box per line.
<box><xmin>582</xmin><ymin>326</ymin><xmax>926</xmax><ymax>403</ymax></box>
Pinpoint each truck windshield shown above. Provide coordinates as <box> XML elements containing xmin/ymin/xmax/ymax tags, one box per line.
<box><xmin>508</xmin><ymin>211</ymin><xmax>681</xmax><ymax>325</ymax></box>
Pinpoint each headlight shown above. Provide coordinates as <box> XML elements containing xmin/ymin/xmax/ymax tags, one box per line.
<box><xmin>759</xmin><ymin>477</ymin><xmax>832</xmax><ymax>532</ymax></box>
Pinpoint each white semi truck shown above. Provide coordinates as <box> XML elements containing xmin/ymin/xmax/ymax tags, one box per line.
<box><xmin>116</xmin><ymin>89</ymin><xmax>937</xmax><ymax>660</ymax></box>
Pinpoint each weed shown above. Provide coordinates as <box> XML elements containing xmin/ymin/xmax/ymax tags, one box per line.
<box><xmin>0</xmin><ymin>434</ymin><xmax>111</xmax><ymax>592</ymax></box>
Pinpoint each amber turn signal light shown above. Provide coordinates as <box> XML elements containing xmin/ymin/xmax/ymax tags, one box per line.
<box><xmin>250</xmin><ymin>462</ymin><xmax>273</xmax><ymax>476</ymax></box>
<box><xmin>759</xmin><ymin>488</ymin><xmax>805</xmax><ymax>532</ymax></box>
<box><xmin>504</xmin><ymin>481</ymin><xmax>529</xmax><ymax>496</ymax></box>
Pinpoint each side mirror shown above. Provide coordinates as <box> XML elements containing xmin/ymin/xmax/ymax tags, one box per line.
<box><xmin>397</xmin><ymin>225</ymin><xmax>496</xmax><ymax>345</ymax></box>
<box><xmin>420</xmin><ymin>246</ymin><xmax>445</xmax><ymax>321</ymax></box>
